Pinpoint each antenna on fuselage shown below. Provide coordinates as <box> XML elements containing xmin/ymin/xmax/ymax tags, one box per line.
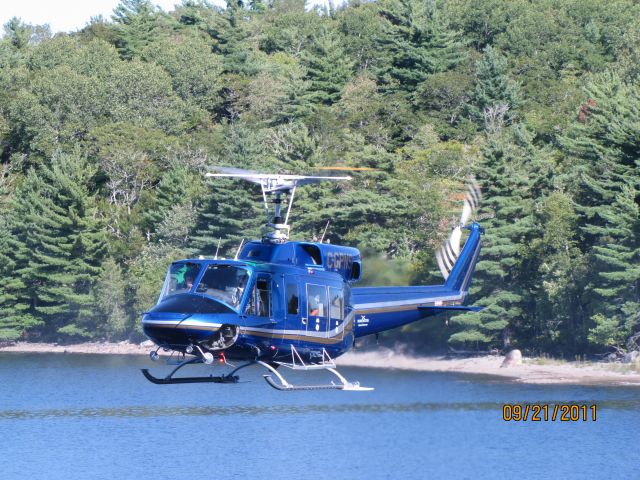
<box><xmin>234</xmin><ymin>239</ymin><xmax>244</xmax><ymax>260</ymax></box>
<box><xmin>205</xmin><ymin>168</ymin><xmax>351</xmax><ymax>244</ymax></box>
<box><xmin>320</xmin><ymin>220</ymin><xmax>330</xmax><ymax>243</ymax></box>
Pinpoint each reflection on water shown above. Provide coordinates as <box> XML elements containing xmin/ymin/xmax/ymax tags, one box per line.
<box><xmin>3</xmin><ymin>400</ymin><xmax>640</xmax><ymax>420</ymax></box>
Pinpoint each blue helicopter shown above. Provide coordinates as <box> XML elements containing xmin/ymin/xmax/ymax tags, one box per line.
<box><xmin>141</xmin><ymin>169</ymin><xmax>483</xmax><ymax>390</ymax></box>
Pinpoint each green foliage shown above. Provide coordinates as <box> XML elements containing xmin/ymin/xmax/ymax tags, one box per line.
<box><xmin>300</xmin><ymin>27</ymin><xmax>353</xmax><ymax>105</ymax></box>
<box><xmin>143</xmin><ymin>34</ymin><xmax>224</xmax><ymax>114</ymax></box>
<box><xmin>0</xmin><ymin>0</ymin><xmax>637</xmax><ymax>355</ymax></box>
<box><xmin>112</xmin><ymin>0</ymin><xmax>175</xmax><ymax>59</ymax></box>
<box><xmin>93</xmin><ymin>257</ymin><xmax>129</xmax><ymax>338</ymax></box>
<box><xmin>468</xmin><ymin>45</ymin><xmax>521</xmax><ymax>128</ymax></box>
<box><xmin>11</xmin><ymin>150</ymin><xmax>106</xmax><ymax>340</ymax></box>
<box><xmin>448</xmin><ymin>127</ymin><xmax>541</xmax><ymax>348</ymax></box>
<box><xmin>377</xmin><ymin>0</ymin><xmax>466</xmax><ymax>93</ymax></box>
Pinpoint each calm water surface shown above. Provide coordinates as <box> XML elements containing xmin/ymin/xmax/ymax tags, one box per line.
<box><xmin>1</xmin><ymin>353</ymin><xmax>638</xmax><ymax>479</ymax></box>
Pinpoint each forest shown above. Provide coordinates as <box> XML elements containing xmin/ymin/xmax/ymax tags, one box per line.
<box><xmin>0</xmin><ymin>0</ymin><xmax>638</xmax><ymax>356</ymax></box>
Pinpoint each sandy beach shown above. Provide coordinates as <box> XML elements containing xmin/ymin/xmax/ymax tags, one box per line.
<box><xmin>2</xmin><ymin>341</ymin><xmax>639</xmax><ymax>386</ymax></box>
<box><xmin>338</xmin><ymin>349</ymin><xmax>640</xmax><ymax>386</ymax></box>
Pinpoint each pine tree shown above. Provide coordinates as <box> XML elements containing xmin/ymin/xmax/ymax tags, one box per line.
<box><xmin>561</xmin><ymin>71</ymin><xmax>640</xmax><ymax>351</ymax></box>
<box><xmin>586</xmin><ymin>185</ymin><xmax>640</xmax><ymax>349</ymax></box>
<box><xmin>191</xmin><ymin>125</ymin><xmax>264</xmax><ymax>257</ymax></box>
<box><xmin>112</xmin><ymin>0</ymin><xmax>170</xmax><ymax>59</ymax></box>
<box><xmin>93</xmin><ymin>257</ymin><xmax>129</xmax><ymax>339</ymax></box>
<box><xmin>377</xmin><ymin>0</ymin><xmax>466</xmax><ymax>93</ymax></box>
<box><xmin>448</xmin><ymin>128</ymin><xmax>538</xmax><ymax>348</ymax></box>
<box><xmin>12</xmin><ymin>151</ymin><xmax>106</xmax><ymax>339</ymax></box>
<box><xmin>143</xmin><ymin>165</ymin><xmax>198</xmax><ymax>233</ymax></box>
<box><xmin>0</xmin><ymin>213</ymin><xmax>38</xmax><ymax>340</ymax></box>
<box><xmin>300</xmin><ymin>27</ymin><xmax>353</xmax><ymax>105</ymax></box>
<box><xmin>216</xmin><ymin>1</ymin><xmax>259</xmax><ymax>76</ymax></box>
<box><xmin>468</xmin><ymin>45</ymin><xmax>521</xmax><ymax>128</ymax></box>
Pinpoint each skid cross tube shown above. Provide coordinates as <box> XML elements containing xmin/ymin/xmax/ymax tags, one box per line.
<box><xmin>259</xmin><ymin>348</ymin><xmax>373</xmax><ymax>391</ymax></box>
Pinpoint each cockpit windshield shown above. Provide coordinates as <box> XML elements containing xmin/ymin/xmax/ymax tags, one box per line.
<box><xmin>195</xmin><ymin>265</ymin><xmax>250</xmax><ymax>310</ymax></box>
<box><xmin>159</xmin><ymin>262</ymin><xmax>203</xmax><ymax>301</ymax></box>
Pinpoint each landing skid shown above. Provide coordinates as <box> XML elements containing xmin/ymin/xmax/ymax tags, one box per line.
<box><xmin>141</xmin><ymin>347</ymin><xmax>373</xmax><ymax>391</ymax></box>
<box><xmin>141</xmin><ymin>357</ymin><xmax>239</xmax><ymax>385</ymax></box>
<box><xmin>260</xmin><ymin>347</ymin><xmax>374</xmax><ymax>391</ymax></box>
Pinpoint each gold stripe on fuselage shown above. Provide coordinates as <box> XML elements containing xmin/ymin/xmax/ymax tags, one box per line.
<box><xmin>353</xmin><ymin>300</ymin><xmax>461</xmax><ymax>315</ymax></box>
<box><xmin>242</xmin><ymin>318</ymin><xmax>354</xmax><ymax>345</ymax></box>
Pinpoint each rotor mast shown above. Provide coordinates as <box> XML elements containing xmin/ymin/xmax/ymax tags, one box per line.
<box><xmin>205</xmin><ymin>168</ymin><xmax>350</xmax><ymax>244</ymax></box>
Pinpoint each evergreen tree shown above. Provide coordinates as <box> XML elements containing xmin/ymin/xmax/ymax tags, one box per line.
<box><xmin>448</xmin><ymin>128</ymin><xmax>538</xmax><ymax>348</ymax></box>
<box><xmin>0</xmin><ymin>213</ymin><xmax>38</xmax><ymax>340</ymax></box>
<box><xmin>377</xmin><ymin>0</ymin><xmax>466</xmax><ymax>93</ymax></box>
<box><xmin>586</xmin><ymin>185</ymin><xmax>640</xmax><ymax>349</ymax></box>
<box><xmin>93</xmin><ymin>257</ymin><xmax>129</xmax><ymax>339</ymax></box>
<box><xmin>143</xmin><ymin>165</ymin><xmax>199</xmax><ymax>233</ymax></box>
<box><xmin>11</xmin><ymin>151</ymin><xmax>106</xmax><ymax>339</ymax></box>
<box><xmin>216</xmin><ymin>1</ymin><xmax>260</xmax><ymax>76</ymax></box>
<box><xmin>300</xmin><ymin>27</ymin><xmax>353</xmax><ymax>105</ymax></box>
<box><xmin>112</xmin><ymin>0</ymin><xmax>172</xmax><ymax>59</ymax></box>
<box><xmin>562</xmin><ymin>71</ymin><xmax>640</xmax><ymax>351</ymax></box>
<box><xmin>191</xmin><ymin>125</ymin><xmax>264</xmax><ymax>257</ymax></box>
<box><xmin>468</xmin><ymin>45</ymin><xmax>521</xmax><ymax>128</ymax></box>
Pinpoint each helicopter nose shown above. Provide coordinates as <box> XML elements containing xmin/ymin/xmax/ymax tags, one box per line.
<box><xmin>141</xmin><ymin>294</ymin><xmax>240</xmax><ymax>351</ymax></box>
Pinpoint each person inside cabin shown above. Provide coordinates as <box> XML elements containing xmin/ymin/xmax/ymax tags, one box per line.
<box><xmin>309</xmin><ymin>294</ymin><xmax>324</xmax><ymax>317</ymax></box>
<box><xmin>232</xmin><ymin>274</ymin><xmax>248</xmax><ymax>306</ymax></box>
<box><xmin>184</xmin><ymin>274</ymin><xmax>195</xmax><ymax>290</ymax></box>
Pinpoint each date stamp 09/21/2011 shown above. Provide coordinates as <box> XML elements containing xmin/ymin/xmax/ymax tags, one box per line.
<box><xmin>502</xmin><ymin>403</ymin><xmax>597</xmax><ymax>422</ymax></box>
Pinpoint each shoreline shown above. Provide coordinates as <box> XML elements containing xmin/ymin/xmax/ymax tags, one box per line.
<box><xmin>2</xmin><ymin>342</ymin><xmax>640</xmax><ymax>386</ymax></box>
<box><xmin>338</xmin><ymin>350</ymin><xmax>640</xmax><ymax>386</ymax></box>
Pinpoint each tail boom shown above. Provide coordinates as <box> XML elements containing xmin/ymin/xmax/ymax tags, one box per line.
<box><xmin>352</xmin><ymin>223</ymin><xmax>482</xmax><ymax>337</ymax></box>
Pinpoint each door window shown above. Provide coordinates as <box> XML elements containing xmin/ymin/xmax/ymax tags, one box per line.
<box><xmin>329</xmin><ymin>287</ymin><xmax>343</xmax><ymax>323</ymax></box>
<box><xmin>247</xmin><ymin>276</ymin><xmax>271</xmax><ymax>317</ymax></box>
<box><xmin>307</xmin><ymin>284</ymin><xmax>327</xmax><ymax>318</ymax></box>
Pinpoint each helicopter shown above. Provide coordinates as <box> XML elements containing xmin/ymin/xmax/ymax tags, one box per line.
<box><xmin>140</xmin><ymin>168</ymin><xmax>483</xmax><ymax>391</ymax></box>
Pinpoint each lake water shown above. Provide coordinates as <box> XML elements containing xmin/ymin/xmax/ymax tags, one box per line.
<box><xmin>1</xmin><ymin>353</ymin><xmax>638</xmax><ymax>480</ymax></box>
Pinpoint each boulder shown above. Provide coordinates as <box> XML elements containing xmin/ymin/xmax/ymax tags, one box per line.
<box><xmin>501</xmin><ymin>349</ymin><xmax>523</xmax><ymax>368</ymax></box>
<box><xmin>623</xmin><ymin>351</ymin><xmax>640</xmax><ymax>364</ymax></box>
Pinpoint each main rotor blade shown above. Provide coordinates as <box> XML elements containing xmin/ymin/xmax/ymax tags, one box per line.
<box><xmin>205</xmin><ymin>167</ymin><xmax>351</xmax><ymax>192</ymax></box>
<box><xmin>316</xmin><ymin>166</ymin><xmax>378</xmax><ymax>172</ymax></box>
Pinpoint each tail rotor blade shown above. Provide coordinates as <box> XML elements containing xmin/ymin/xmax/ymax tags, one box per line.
<box><xmin>436</xmin><ymin>177</ymin><xmax>482</xmax><ymax>281</ymax></box>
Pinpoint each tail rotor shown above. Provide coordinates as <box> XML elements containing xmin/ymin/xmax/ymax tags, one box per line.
<box><xmin>436</xmin><ymin>178</ymin><xmax>482</xmax><ymax>280</ymax></box>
